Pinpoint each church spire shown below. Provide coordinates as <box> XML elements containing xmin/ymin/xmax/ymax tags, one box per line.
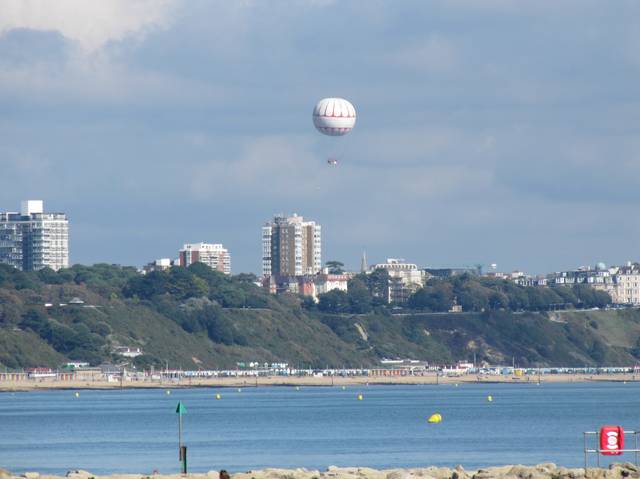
<box><xmin>360</xmin><ymin>250</ymin><xmax>368</xmax><ymax>273</ymax></box>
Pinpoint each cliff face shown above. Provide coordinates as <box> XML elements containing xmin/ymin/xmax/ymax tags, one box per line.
<box><xmin>1</xmin><ymin>264</ymin><xmax>640</xmax><ymax>370</ymax></box>
<box><xmin>2</xmin><ymin>282</ymin><xmax>640</xmax><ymax>370</ymax></box>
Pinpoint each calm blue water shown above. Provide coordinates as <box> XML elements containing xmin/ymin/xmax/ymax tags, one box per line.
<box><xmin>1</xmin><ymin>383</ymin><xmax>639</xmax><ymax>474</ymax></box>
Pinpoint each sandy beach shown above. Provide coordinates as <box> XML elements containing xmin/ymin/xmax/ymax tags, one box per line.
<box><xmin>0</xmin><ymin>372</ymin><xmax>638</xmax><ymax>392</ymax></box>
<box><xmin>2</xmin><ymin>463</ymin><xmax>639</xmax><ymax>479</ymax></box>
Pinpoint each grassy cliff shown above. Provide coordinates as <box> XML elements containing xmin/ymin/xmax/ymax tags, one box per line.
<box><xmin>0</xmin><ymin>264</ymin><xmax>639</xmax><ymax>369</ymax></box>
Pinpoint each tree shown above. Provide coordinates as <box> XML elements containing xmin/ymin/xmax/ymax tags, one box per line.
<box><xmin>37</xmin><ymin>267</ymin><xmax>63</xmax><ymax>285</ymax></box>
<box><xmin>325</xmin><ymin>261</ymin><xmax>345</xmax><ymax>274</ymax></box>
<box><xmin>347</xmin><ymin>278</ymin><xmax>372</xmax><ymax>313</ymax></box>
<box><xmin>488</xmin><ymin>291</ymin><xmax>509</xmax><ymax>310</ymax></box>
<box><xmin>408</xmin><ymin>288</ymin><xmax>431</xmax><ymax>310</ymax></box>
<box><xmin>407</xmin><ymin>282</ymin><xmax>455</xmax><ymax>312</ymax></box>
<box><xmin>318</xmin><ymin>290</ymin><xmax>350</xmax><ymax>313</ymax></box>
<box><xmin>429</xmin><ymin>283</ymin><xmax>455</xmax><ymax>311</ymax></box>
<box><xmin>355</xmin><ymin>269</ymin><xmax>390</xmax><ymax>306</ymax></box>
<box><xmin>21</xmin><ymin>309</ymin><xmax>50</xmax><ymax>335</ymax></box>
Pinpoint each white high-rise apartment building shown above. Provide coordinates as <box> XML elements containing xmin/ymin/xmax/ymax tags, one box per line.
<box><xmin>178</xmin><ymin>242</ymin><xmax>231</xmax><ymax>274</ymax></box>
<box><xmin>0</xmin><ymin>200</ymin><xmax>69</xmax><ymax>271</ymax></box>
<box><xmin>262</xmin><ymin>214</ymin><xmax>321</xmax><ymax>277</ymax></box>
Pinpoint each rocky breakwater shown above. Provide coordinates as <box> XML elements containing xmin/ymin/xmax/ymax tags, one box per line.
<box><xmin>3</xmin><ymin>463</ymin><xmax>640</xmax><ymax>479</ymax></box>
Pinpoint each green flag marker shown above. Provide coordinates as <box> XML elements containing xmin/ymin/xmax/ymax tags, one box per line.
<box><xmin>176</xmin><ymin>401</ymin><xmax>187</xmax><ymax>472</ymax></box>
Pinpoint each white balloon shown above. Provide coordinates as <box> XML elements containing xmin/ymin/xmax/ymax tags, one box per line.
<box><xmin>313</xmin><ymin>98</ymin><xmax>356</xmax><ymax>136</ymax></box>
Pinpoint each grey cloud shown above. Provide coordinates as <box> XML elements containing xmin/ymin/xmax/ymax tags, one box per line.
<box><xmin>2</xmin><ymin>0</ymin><xmax>640</xmax><ymax>274</ymax></box>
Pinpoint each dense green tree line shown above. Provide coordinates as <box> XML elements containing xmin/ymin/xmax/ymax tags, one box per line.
<box><xmin>0</xmin><ymin>263</ymin><xmax>616</xmax><ymax>368</ymax></box>
<box><xmin>0</xmin><ymin>263</ymin><xmax>271</xmax><ymax>365</ymax></box>
<box><xmin>315</xmin><ymin>270</ymin><xmax>611</xmax><ymax>314</ymax></box>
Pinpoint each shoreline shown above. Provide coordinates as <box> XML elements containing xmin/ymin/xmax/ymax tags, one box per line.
<box><xmin>1</xmin><ymin>372</ymin><xmax>639</xmax><ymax>392</ymax></box>
<box><xmin>2</xmin><ymin>463</ymin><xmax>638</xmax><ymax>479</ymax></box>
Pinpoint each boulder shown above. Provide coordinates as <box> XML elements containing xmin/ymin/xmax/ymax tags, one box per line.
<box><xmin>556</xmin><ymin>467</ymin><xmax>586</xmax><ymax>479</ymax></box>
<box><xmin>606</xmin><ymin>464</ymin><xmax>640</xmax><ymax>479</ymax></box>
<box><xmin>355</xmin><ymin>468</ymin><xmax>387</xmax><ymax>479</ymax></box>
<box><xmin>507</xmin><ymin>465</ymin><xmax>552</xmax><ymax>479</ymax></box>
<box><xmin>386</xmin><ymin>471</ymin><xmax>413</xmax><ymax>479</ymax></box>
<box><xmin>418</xmin><ymin>467</ymin><xmax>452</xmax><ymax>479</ymax></box>
<box><xmin>65</xmin><ymin>470</ymin><xmax>94</xmax><ymax>479</ymax></box>
<box><xmin>453</xmin><ymin>470</ymin><xmax>471</xmax><ymax>479</ymax></box>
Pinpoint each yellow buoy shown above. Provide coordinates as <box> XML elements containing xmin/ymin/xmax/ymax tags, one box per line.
<box><xmin>74</xmin><ymin>392</ymin><xmax>80</xmax><ymax>398</ymax></box>
<box><xmin>427</xmin><ymin>413</ymin><xmax>442</xmax><ymax>423</ymax></box>
<box><xmin>487</xmin><ymin>395</ymin><xmax>493</xmax><ymax>402</ymax></box>
<box><xmin>357</xmin><ymin>393</ymin><xmax>363</xmax><ymax>401</ymax></box>
<box><xmin>215</xmin><ymin>393</ymin><xmax>221</xmax><ymax>400</ymax></box>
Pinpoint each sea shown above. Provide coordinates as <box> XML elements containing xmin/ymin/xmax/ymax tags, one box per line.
<box><xmin>1</xmin><ymin>382</ymin><xmax>638</xmax><ymax>475</ymax></box>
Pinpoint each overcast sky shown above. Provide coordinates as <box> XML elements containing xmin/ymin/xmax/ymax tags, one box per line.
<box><xmin>1</xmin><ymin>0</ymin><xmax>640</xmax><ymax>274</ymax></box>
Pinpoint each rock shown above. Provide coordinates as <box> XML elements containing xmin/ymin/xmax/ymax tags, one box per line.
<box><xmin>453</xmin><ymin>472</ymin><xmax>469</xmax><ymax>479</ymax></box>
<box><xmin>507</xmin><ymin>465</ymin><xmax>551</xmax><ymax>479</ymax></box>
<box><xmin>355</xmin><ymin>468</ymin><xmax>387</xmax><ymax>479</ymax></box>
<box><xmin>556</xmin><ymin>467</ymin><xmax>586</xmax><ymax>479</ymax></box>
<box><xmin>620</xmin><ymin>464</ymin><xmax>640</xmax><ymax>473</ymax></box>
<box><xmin>65</xmin><ymin>470</ymin><xmax>94</xmax><ymax>479</ymax></box>
<box><xmin>418</xmin><ymin>467</ymin><xmax>452</xmax><ymax>479</ymax></box>
<box><xmin>485</xmin><ymin>466</ymin><xmax>515</xmax><ymax>478</ymax></box>
<box><xmin>472</xmin><ymin>471</ymin><xmax>494</xmax><ymax>479</ymax></box>
<box><xmin>386</xmin><ymin>470</ymin><xmax>414</xmax><ymax>479</ymax></box>
<box><xmin>0</xmin><ymin>469</ymin><xmax>10</xmax><ymax>479</ymax></box>
<box><xmin>606</xmin><ymin>464</ymin><xmax>640</xmax><ymax>479</ymax></box>
<box><xmin>536</xmin><ymin>464</ymin><xmax>558</xmax><ymax>473</ymax></box>
<box><xmin>22</xmin><ymin>473</ymin><xmax>39</xmax><ymax>479</ymax></box>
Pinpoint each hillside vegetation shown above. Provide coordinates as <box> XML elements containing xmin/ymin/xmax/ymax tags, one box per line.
<box><xmin>0</xmin><ymin>263</ymin><xmax>638</xmax><ymax>370</ymax></box>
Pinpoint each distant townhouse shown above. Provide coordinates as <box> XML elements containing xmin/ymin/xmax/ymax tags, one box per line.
<box><xmin>547</xmin><ymin>263</ymin><xmax>613</xmax><ymax>288</ymax></box>
<box><xmin>544</xmin><ymin>262</ymin><xmax>640</xmax><ymax>305</ymax></box>
<box><xmin>610</xmin><ymin>264</ymin><xmax>640</xmax><ymax>305</ymax></box>
<box><xmin>372</xmin><ymin>258</ymin><xmax>427</xmax><ymax>304</ymax></box>
<box><xmin>315</xmin><ymin>272</ymin><xmax>349</xmax><ymax>295</ymax></box>
<box><xmin>142</xmin><ymin>258</ymin><xmax>175</xmax><ymax>274</ymax></box>
<box><xmin>263</xmin><ymin>270</ymin><xmax>350</xmax><ymax>300</ymax></box>
<box><xmin>513</xmin><ymin>276</ymin><xmax>548</xmax><ymax>287</ymax></box>
<box><xmin>424</xmin><ymin>267</ymin><xmax>478</xmax><ymax>278</ymax></box>
<box><xmin>0</xmin><ymin>200</ymin><xmax>69</xmax><ymax>271</ymax></box>
<box><xmin>485</xmin><ymin>270</ymin><xmax>548</xmax><ymax>286</ymax></box>
<box><xmin>178</xmin><ymin>242</ymin><xmax>231</xmax><ymax>274</ymax></box>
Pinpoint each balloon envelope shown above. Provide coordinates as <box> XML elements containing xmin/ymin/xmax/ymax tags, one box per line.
<box><xmin>313</xmin><ymin>98</ymin><xmax>356</xmax><ymax>136</ymax></box>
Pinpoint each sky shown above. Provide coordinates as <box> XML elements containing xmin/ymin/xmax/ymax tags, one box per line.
<box><xmin>1</xmin><ymin>0</ymin><xmax>640</xmax><ymax>275</ymax></box>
